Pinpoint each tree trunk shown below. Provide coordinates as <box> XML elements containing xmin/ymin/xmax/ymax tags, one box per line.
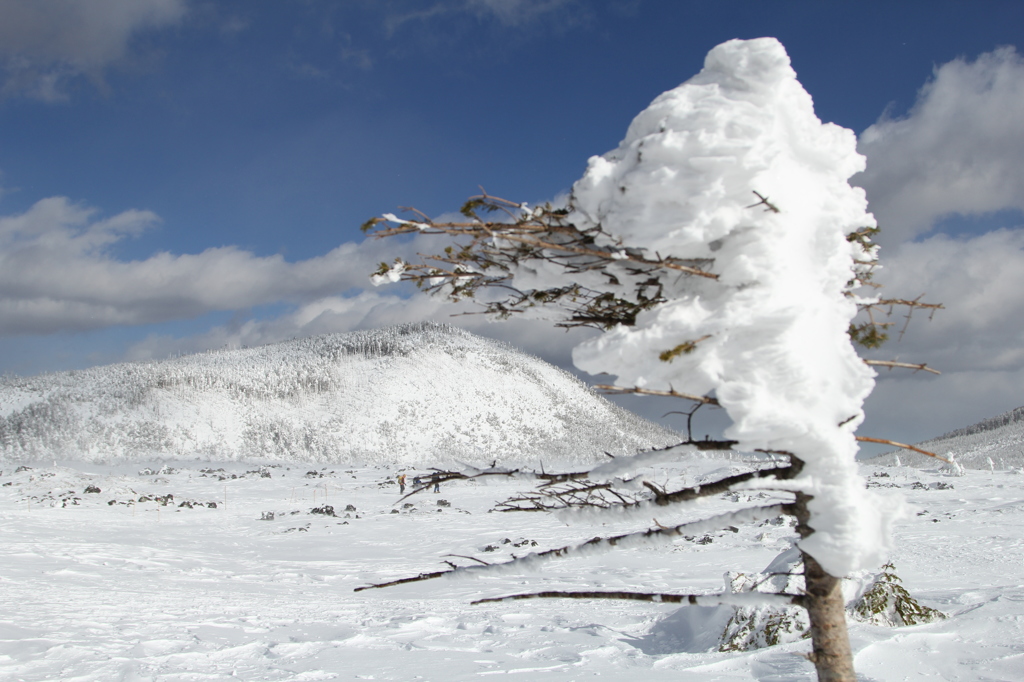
<box><xmin>792</xmin><ymin>490</ymin><xmax>857</xmax><ymax>681</ymax></box>
<box><xmin>801</xmin><ymin>550</ymin><xmax>856</xmax><ymax>681</ymax></box>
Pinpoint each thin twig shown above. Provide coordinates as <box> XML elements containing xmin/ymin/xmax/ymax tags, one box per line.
<box><xmin>442</xmin><ymin>554</ymin><xmax>490</xmax><ymax>566</ymax></box>
<box><xmin>594</xmin><ymin>384</ymin><xmax>720</xmax><ymax>406</ymax></box>
<box><xmin>650</xmin><ymin>464</ymin><xmax>797</xmax><ymax>507</ymax></box>
<box><xmin>374</xmin><ymin>220</ymin><xmax>718</xmax><ymax>279</ymax></box>
<box><xmin>855</xmin><ymin>436</ymin><xmax>949</xmax><ymax>463</ymax></box>
<box><xmin>864</xmin><ymin>360</ymin><xmax>941</xmax><ymax>375</ymax></box>
<box><xmin>746</xmin><ymin>191</ymin><xmax>781</xmax><ymax>213</ymax></box>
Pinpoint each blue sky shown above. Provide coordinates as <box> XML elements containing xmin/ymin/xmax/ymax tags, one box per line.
<box><xmin>2</xmin><ymin>0</ymin><xmax>1024</xmax><ymax>448</ymax></box>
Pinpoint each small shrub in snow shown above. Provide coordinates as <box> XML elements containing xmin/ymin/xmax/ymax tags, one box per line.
<box><xmin>849</xmin><ymin>563</ymin><xmax>945</xmax><ymax>627</ymax></box>
<box><xmin>717</xmin><ymin>548</ymin><xmax>809</xmax><ymax>652</ymax></box>
<box><xmin>714</xmin><ymin>555</ymin><xmax>943</xmax><ymax>651</ymax></box>
<box><xmin>941</xmin><ymin>457</ymin><xmax>966</xmax><ymax>477</ymax></box>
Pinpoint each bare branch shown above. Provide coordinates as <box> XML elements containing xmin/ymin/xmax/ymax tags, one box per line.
<box><xmin>875</xmin><ymin>298</ymin><xmax>944</xmax><ymax>312</ymax></box>
<box><xmin>494</xmin><ymin>479</ymin><xmax>646</xmax><ymax>512</ymax></box>
<box><xmin>395</xmin><ymin>466</ymin><xmax>594</xmax><ymax>503</ymax></box>
<box><xmin>746</xmin><ymin>190</ymin><xmax>781</xmax><ymax>214</ymax></box>
<box><xmin>594</xmin><ymin>384</ymin><xmax>720</xmax><ymax>406</ymax></box>
<box><xmin>649</xmin><ymin>464</ymin><xmax>798</xmax><ymax>507</ymax></box>
<box><xmin>442</xmin><ymin>554</ymin><xmax>491</xmax><ymax>566</ymax></box>
<box><xmin>371</xmin><ymin>218</ymin><xmax>717</xmax><ymax>279</ymax></box>
<box><xmin>855</xmin><ymin>436</ymin><xmax>949</xmax><ymax>463</ymax></box>
<box><xmin>864</xmin><ymin>360</ymin><xmax>941</xmax><ymax>375</ymax></box>
<box><xmin>353</xmin><ymin>503</ymin><xmax>793</xmax><ymax>592</ymax></box>
<box><xmin>472</xmin><ymin>589</ymin><xmax>804</xmax><ymax>607</ymax></box>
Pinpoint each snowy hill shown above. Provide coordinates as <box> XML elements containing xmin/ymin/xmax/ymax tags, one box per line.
<box><xmin>0</xmin><ymin>322</ymin><xmax>679</xmax><ymax>467</ymax></box>
<box><xmin>870</xmin><ymin>405</ymin><xmax>1024</xmax><ymax>470</ymax></box>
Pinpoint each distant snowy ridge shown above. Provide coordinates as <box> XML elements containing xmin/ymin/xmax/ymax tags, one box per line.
<box><xmin>870</xmin><ymin>405</ymin><xmax>1024</xmax><ymax>470</ymax></box>
<box><xmin>0</xmin><ymin>323</ymin><xmax>679</xmax><ymax>467</ymax></box>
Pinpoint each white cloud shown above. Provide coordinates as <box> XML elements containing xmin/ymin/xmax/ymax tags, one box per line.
<box><xmin>123</xmin><ymin>285</ymin><xmax>594</xmax><ymax>368</ymax></box>
<box><xmin>0</xmin><ymin>196</ymin><xmax>422</xmax><ymax>335</ymax></box>
<box><xmin>874</xmin><ymin>228</ymin><xmax>1024</xmax><ymax>369</ymax></box>
<box><xmin>860</xmin><ymin>227</ymin><xmax>1024</xmax><ymax>446</ymax></box>
<box><xmin>855</xmin><ymin>47</ymin><xmax>1024</xmax><ymax>245</ymax></box>
<box><xmin>0</xmin><ymin>0</ymin><xmax>186</xmax><ymax>100</ymax></box>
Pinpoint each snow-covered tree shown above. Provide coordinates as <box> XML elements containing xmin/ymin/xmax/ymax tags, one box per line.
<box><xmin>360</xmin><ymin>37</ymin><xmax>939</xmax><ymax>682</ymax></box>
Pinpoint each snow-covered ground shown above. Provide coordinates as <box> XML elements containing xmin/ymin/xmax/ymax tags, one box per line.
<box><xmin>2</xmin><ymin>458</ymin><xmax>1020</xmax><ymax>681</ymax></box>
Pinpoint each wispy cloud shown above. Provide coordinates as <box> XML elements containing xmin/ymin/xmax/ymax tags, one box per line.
<box><xmin>862</xmin><ymin>226</ymin><xmax>1024</xmax><ymax>444</ymax></box>
<box><xmin>856</xmin><ymin>46</ymin><xmax>1024</xmax><ymax>245</ymax></box>
<box><xmin>464</xmin><ymin>0</ymin><xmax>576</xmax><ymax>26</ymax></box>
<box><xmin>122</xmin><ymin>288</ymin><xmax>593</xmax><ymax>375</ymax></box>
<box><xmin>0</xmin><ymin>0</ymin><xmax>187</xmax><ymax>100</ymax></box>
<box><xmin>0</xmin><ymin>196</ymin><xmax>420</xmax><ymax>335</ymax></box>
<box><xmin>850</xmin><ymin>46</ymin><xmax>1024</xmax><ymax>441</ymax></box>
<box><xmin>874</xmin><ymin>227</ymin><xmax>1024</xmax><ymax>372</ymax></box>
<box><xmin>384</xmin><ymin>0</ymin><xmax>578</xmax><ymax>36</ymax></box>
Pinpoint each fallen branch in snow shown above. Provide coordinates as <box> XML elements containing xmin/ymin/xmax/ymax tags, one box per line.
<box><xmin>647</xmin><ymin>463</ymin><xmax>799</xmax><ymax>506</ymax></box>
<box><xmin>494</xmin><ymin>462</ymin><xmax>798</xmax><ymax>513</ymax></box>
<box><xmin>495</xmin><ymin>480</ymin><xmax>643</xmax><ymax>512</ymax></box>
<box><xmin>854</xmin><ymin>436</ymin><xmax>949</xmax><ymax>463</ymax></box>
<box><xmin>354</xmin><ymin>503</ymin><xmax>793</xmax><ymax>592</ymax></box>
<box><xmin>472</xmin><ymin>589</ymin><xmax>804</xmax><ymax>607</ymax></box>
<box><xmin>396</xmin><ymin>467</ymin><xmax>593</xmax><ymax>502</ymax></box>
<box><xmin>398</xmin><ymin>439</ymin><xmax>744</xmax><ymax>504</ymax></box>
<box><xmin>864</xmin><ymin>360</ymin><xmax>941</xmax><ymax>375</ymax></box>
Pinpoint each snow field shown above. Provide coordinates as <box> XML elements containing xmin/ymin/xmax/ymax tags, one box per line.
<box><xmin>2</xmin><ymin>459</ymin><xmax>1021</xmax><ymax>681</ymax></box>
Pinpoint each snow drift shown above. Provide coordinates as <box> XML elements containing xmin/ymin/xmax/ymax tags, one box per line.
<box><xmin>0</xmin><ymin>322</ymin><xmax>678</xmax><ymax>466</ymax></box>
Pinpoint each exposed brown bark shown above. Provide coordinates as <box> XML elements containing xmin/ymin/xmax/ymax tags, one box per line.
<box><xmin>793</xmin><ymin>491</ymin><xmax>857</xmax><ymax>682</ymax></box>
<box><xmin>854</xmin><ymin>436</ymin><xmax>948</xmax><ymax>463</ymax></box>
<box><xmin>802</xmin><ymin>552</ymin><xmax>856</xmax><ymax>682</ymax></box>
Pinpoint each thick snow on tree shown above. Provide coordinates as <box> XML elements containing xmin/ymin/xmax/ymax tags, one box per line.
<box><xmin>369</xmin><ymin>37</ymin><xmax>897</xmax><ymax>576</ymax></box>
<box><xmin>553</xmin><ymin>37</ymin><xmax>889</xmax><ymax>577</ymax></box>
<box><xmin>365</xmin><ymin>37</ymin><xmax>919</xmax><ymax>680</ymax></box>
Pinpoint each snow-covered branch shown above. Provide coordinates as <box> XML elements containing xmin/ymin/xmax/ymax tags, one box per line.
<box><xmin>472</xmin><ymin>589</ymin><xmax>804</xmax><ymax>607</ymax></box>
<box><xmin>494</xmin><ymin>462</ymin><xmax>797</xmax><ymax>515</ymax></box>
<box><xmin>354</xmin><ymin>503</ymin><xmax>793</xmax><ymax>592</ymax></box>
